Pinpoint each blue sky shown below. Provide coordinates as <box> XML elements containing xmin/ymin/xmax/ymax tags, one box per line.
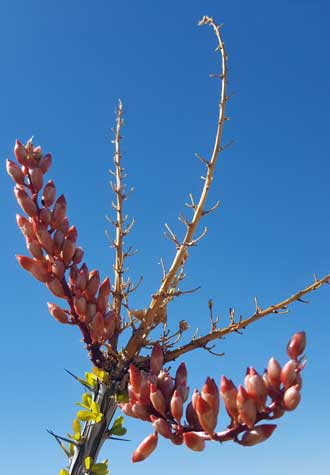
<box><xmin>1</xmin><ymin>0</ymin><xmax>329</xmax><ymax>474</ymax></box>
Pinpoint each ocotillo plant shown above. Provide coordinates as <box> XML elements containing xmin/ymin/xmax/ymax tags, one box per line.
<box><xmin>6</xmin><ymin>16</ymin><xmax>329</xmax><ymax>475</ymax></box>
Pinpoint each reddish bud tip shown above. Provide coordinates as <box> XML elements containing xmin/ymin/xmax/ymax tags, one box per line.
<box><xmin>183</xmin><ymin>432</ymin><xmax>206</xmax><ymax>452</ymax></box>
<box><xmin>240</xmin><ymin>424</ymin><xmax>277</xmax><ymax>446</ymax></box>
<box><xmin>132</xmin><ymin>433</ymin><xmax>158</xmax><ymax>463</ymax></box>
<box><xmin>287</xmin><ymin>331</ymin><xmax>306</xmax><ymax>360</ymax></box>
<box><xmin>150</xmin><ymin>343</ymin><xmax>164</xmax><ymax>376</ymax></box>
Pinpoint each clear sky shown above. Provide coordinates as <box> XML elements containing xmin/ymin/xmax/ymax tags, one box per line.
<box><xmin>1</xmin><ymin>0</ymin><xmax>329</xmax><ymax>474</ymax></box>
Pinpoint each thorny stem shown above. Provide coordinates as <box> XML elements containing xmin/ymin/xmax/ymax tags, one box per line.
<box><xmin>113</xmin><ymin>100</ymin><xmax>125</xmax><ymax>324</ymax></box>
<box><xmin>163</xmin><ymin>273</ymin><xmax>330</xmax><ymax>362</ymax></box>
<box><xmin>124</xmin><ymin>16</ymin><xmax>227</xmax><ymax>360</ymax></box>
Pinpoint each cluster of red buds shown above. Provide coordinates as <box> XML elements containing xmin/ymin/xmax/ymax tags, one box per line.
<box><xmin>7</xmin><ymin>140</ymin><xmax>116</xmax><ymax>365</ymax></box>
<box><xmin>121</xmin><ymin>332</ymin><xmax>306</xmax><ymax>462</ymax></box>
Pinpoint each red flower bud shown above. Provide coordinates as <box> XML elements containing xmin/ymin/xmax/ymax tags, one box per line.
<box><xmin>29</xmin><ymin>167</ymin><xmax>43</xmax><ymax>192</ymax></box>
<box><xmin>245</xmin><ymin>372</ymin><xmax>268</xmax><ymax>411</ymax></box>
<box><xmin>14</xmin><ymin>140</ymin><xmax>28</xmax><ymax>166</ymax></box>
<box><xmin>14</xmin><ymin>187</ymin><xmax>37</xmax><ymax>217</ymax></box>
<box><xmin>195</xmin><ymin>393</ymin><xmax>217</xmax><ymax>434</ymax></box>
<box><xmin>96</xmin><ymin>277</ymin><xmax>110</xmax><ymax>312</ymax></box>
<box><xmin>185</xmin><ymin>402</ymin><xmax>202</xmax><ymax>430</ymax></box>
<box><xmin>72</xmin><ymin>246</ymin><xmax>84</xmax><ymax>264</ymax></box>
<box><xmin>283</xmin><ymin>385</ymin><xmax>301</xmax><ymax>411</ymax></box>
<box><xmin>150</xmin><ymin>384</ymin><xmax>166</xmax><ymax>417</ymax></box>
<box><xmin>39</xmin><ymin>153</ymin><xmax>52</xmax><ymax>174</ymax></box>
<box><xmin>16</xmin><ymin>214</ymin><xmax>35</xmax><ymax>240</ymax></box>
<box><xmin>170</xmin><ymin>390</ymin><xmax>183</xmax><ymax>425</ymax></box>
<box><xmin>157</xmin><ymin>371</ymin><xmax>174</xmax><ymax>406</ymax></box>
<box><xmin>129</xmin><ymin>364</ymin><xmax>142</xmax><ymax>394</ymax></box>
<box><xmin>52</xmin><ymin>260</ymin><xmax>65</xmax><ymax>280</ymax></box>
<box><xmin>73</xmin><ymin>296</ymin><xmax>87</xmax><ymax>320</ymax></box>
<box><xmin>131</xmin><ymin>402</ymin><xmax>151</xmax><ymax>421</ymax></box>
<box><xmin>132</xmin><ymin>433</ymin><xmax>158</xmax><ymax>463</ymax></box>
<box><xmin>16</xmin><ymin>255</ymin><xmax>49</xmax><ymax>282</ymax></box>
<box><xmin>150</xmin><ymin>343</ymin><xmax>164</xmax><ymax>376</ymax></box>
<box><xmin>42</xmin><ymin>180</ymin><xmax>56</xmax><ymax>207</ymax></box>
<box><xmin>33</xmin><ymin>221</ymin><xmax>54</xmax><ymax>255</ymax></box>
<box><xmin>280</xmin><ymin>360</ymin><xmax>298</xmax><ymax>389</ymax></box>
<box><xmin>39</xmin><ymin>207</ymin><xmax>52</xmax><ymax>225</ymax></box>
<box><xmin>103</xmin><ymin>310</ymin><xmax>116</xmax><ymax>340</ymax></box>
<box><xmin>220</xmin><ymin>376</ymin><xmax>238</xmax><ymax>422</ymax></box>
<box><xmin>287</xmin><ymin>331</ymin><xmax>306</xmax><ymax>360</ymax></box>
<box><xmin>237</xmin><ymin>385</ymin><xmax>256</xmax><ymax>428</ymax></box>
<box><xmin>61</xmin><ymin>238</ymin><xmax>76</xmax><ymax>265</ymax></box>
<box><xmin>91</xmin><ymin>312</ymin><xmax>104</xmax><ymax>339</ymax></box>
<box><xmin>27</xmin><ymin>239</ymin><xmax>44</xmax><ymax>259</ymax></box>
<box><xmin>150</xmin><ymin>416</ymin><xmax>173</xmax><ymax>439</ymax></box>
<box><xmin>183</xmin><ymin>432</ymin><xmax>206</xmax><ymax>452</ymax></box>
<box><xmin>46</xmin><ymin>276</ymin><xmax>66</xmax><ymax>298</ymax></box>
<box><xmin>6</xmin><ymin>159</ymin><xmax>25</xmax><ymax>185</ymax></box>
<box><xmin>47</xmin><ymin>302</ymin><xmax>69</xmax><ymax>324</ymax></box>
<box><xmin>202</xmin><ymin>377</ymin><xmax>219</xmax><ymax>414</ymax></box>
<box><xmin>51</xmin><ymin>194</ymin><xmax>67</xmax><ymax>229</ymax></box>
<box><xmin>85</xmin><ymin>270</ymin><xmax>100</xmax><ymax>300</ymax></box>
<box><xmin>240</xmin><ymin>424</ymin><xmax>277</xmax><ymax>446</ymax></box>
<box><xmin>175</xmin><ymin>362</ymin><xmax>187</xmax><ymax>386</ymax></box>
<box><xmin>267</xmin><ymin>357</ymin><xmax>282</xmax><ymax>389</ymax></box>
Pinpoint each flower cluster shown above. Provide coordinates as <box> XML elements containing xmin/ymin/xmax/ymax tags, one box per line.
<box><xmin>120</xmin><ymin>332</ymin><xmax>306</xmax><ymax>462</ymax></box>
<box><xmin>7</xmin><ymin>140</ymin><xmax>116</xmax><ymax>364</ymax></box>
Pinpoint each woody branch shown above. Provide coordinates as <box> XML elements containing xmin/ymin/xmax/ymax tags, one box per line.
<box><xmin>124</xmin><ymin>16</ymin><xmax>228</xmax><ymax>360</ymax></box>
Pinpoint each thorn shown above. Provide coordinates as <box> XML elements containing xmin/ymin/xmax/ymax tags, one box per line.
<box><xmin>64</xmin><ymin>368</ymin><xmax>92</xmax><ymax>390</ymax></box>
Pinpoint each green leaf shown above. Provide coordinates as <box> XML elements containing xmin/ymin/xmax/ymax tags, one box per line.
<box><xmin>110</xmin><ymin>426</ymin><xmax>127</xmax><ymax>436</ymax></box>
<box><xmin>115</xmin><ymin>391</ymin><xmax>129</xmax><ymax>403</ymax></box>
<box><xmin>91</xmin><ymin>460</ymin><xmax>109</xmax><ymax>475</ymax></box>
<box><xmin>72</xmin><ymin>418</ymin><xmax>81</xmax><ymax>434</ymax></box>
<box><xmin>85</xmin><ymin>456</ymin><xmax>93</xmax><ymax>470</ymax></box>
<box><xmin>77</xmin><ymin>410</ymin><xmax>94</xmax><ymax>421</ymax></box>
<box><xmin>82</xmin><ymin>392</ymin><xmax>92</xmax><ymax>408</ymax></box>
<box><xmin>90</xmin><ymin>401</ymin><xmax>100</xmax><ymax>413</ymax></box>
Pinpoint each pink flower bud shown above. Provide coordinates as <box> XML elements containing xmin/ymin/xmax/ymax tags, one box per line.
<box><xmin>27</xmin><ymin>239</ymin><xmax>44</xmax><ymax>259</ymax></box>
<box><xmin>39</xmin><ymin>207</ymin><xmax>52</xmax><ymax>225</ymax></box>
<box><xmin>185</xmin><ymin>402</ymin><xmax>202</xmax><ymax>430</ymax></box>
<box><xmin>131</xmin><ymin>402</ymin><xmax>151</xmax><ymax>421</ymax></box>
<box><xmin>183</xmin><ymin>432</ymin><xmax>205</xmax><ymax>452</ymax></box>
<box><xmin>42</xmin><ymin>180</ymin><xmax>56</xmax><ymax>208</ymax></box>
<box><xmin>33</xmin><ymin>221</ymin><xmax>54</xmax><ymax>255</ymax></box>
<box><xmin>283</xmin><ymin>385</ymin><xmax>301</xmax><ymax>411</ymax></box>
<box><xmin>170</xmin><ymin>390</ymin><xmax>183</xmax><ymax>425</ymax></box>
<box><xmin>119</xmin><ymin>402</ymin><xmax>134</xmax><ymax>417</ymax></box>
<box><xmin>76</xmin><ymin>264</ymin><xmax>89</xmax><ymax>291</ymax></box>
<box><xmin>69</xmin><ymin>264</ymin><xmax>78</xmax><ymax>284</ymax></box>
<box><xmin>14</xmin><ymin>140</ymin><xmax>28</xmax><ymax>166</ymax></box>
<box><xmin>6</xmin><ymin>159</ymin><xmax>25</xmax><ymax>185</ymax></box>
<box><xmin>132</xmin><ymin>433</ymin><xmax>158</xmax><ymax>463</ymax></box>
<box><xmin>46</xmin><ymin>276</ymin><xmax>66</xmax><ymax>298</ymax></box>
<box><xmin>51</xmin><ymin>260</ymin><xmax>65</xmax><ymax>280</ymax></box>
<box><xmin>29</xmin><ymin>167</ymin><xmax>43</xmax><ymax>192</ymax></box>
<box><xmin>220</xmin><ymin>376</ymin><xmax>238</xmax><ymax>422</ymax></box>
<box><xmin>16</xmin><ymin>255</ymin><xmax>49</xmax><ymax>282</ymax></box>
<box><xmin>96</xmin><ymin>277</ymin><xmax>110</xmax><ymax>312</ymax></box>
<box><xmin>53</xmin><ymin>230</ymin><xmax>65</xmax><ymax>254</ymax></box>
<box><xmin>16</xmin><ymin>214</ymin><xmax>35</xmax><ymax>240</ymax></box>
<box><xmin>195</xmin><ymin>394</ymin><xmax>217</xmax><ymax>434</ymax></box>
<box><xmin>85</xmin><ymin>270</ymin><xmax>100</xmax><ymax>300</ymax></box>
<box><xmin>157</xmin><ymin>371</ymin><xmax>174</xmax><ymax>406</ymax></box>
<box><xmin>129</xmin><ymin>364</ymin><xmax>142</xmax><ymax>394</ymax></box>
<box><xmin>61</xmin><ymin>238</ymin><xmax>76</xmax><ymax>265</ymax></box>
<box><xmin>103</xmin><ymin>310</ymin><xmax>116</xmax><ymax>340</ymax></box>
<box><xmin>240</xmin><ymin>424</ymin><xmax>277</xmax><ymax>446</ymax></box>
<box><xmin>150</xmin><ymin>416</ymin><xmax>173</xmax><ymax>439</ymax></box>
<box><xmin>175</xmin><ymin>362</ymin><xmax>187</xmax><ymax>386</ymax></box>
<box><xmin>287</xmin><ymin>331</ymin><xmax>306</xmax><ymax>360</ymax></box>
<box><xmin>150</xmin><ymin>384</ymin><xmax>166</xmax><ymax>416</ymax></box>
<box><xmin>57</xmin><ymin>217</ymin><xmax>70</xmax><ymax>234</ymax></box>
<box><xmin>267</xmin><ymin>357</ymin><xmax>282</xmax><ymax>389</ymax></box>
<box><xmin>150</xmin><ymin>343</ymin><xmax>164</xmax><ymax>375</ymax></box>
<box><xmin>176</xmin><ymin>384</ymin><xmax>189</xmax><ymax>402</ymax></box>
<box><xmin>91</xmin><ymin>312</ymin><xmax>104</xmax><ymax>339</ymax></box>
<box><xmin>237</xmin><ymin>385</ymin><xmax>256</xmax><ymax>428</ymax></box>
<box><xmin>280</xmin><ymin>360</ymin><xmax>298</xmax><ymax>389</ymax></box>
<box><xmin>262</xmin><ymin>371</ymin><xmax>281</xmax><ymax>400</ymax></box>
<box><xmin>39</xmin><ymin>153</ymin><xmax>52</xmax><ymax>174</ymax></box>
<box><xmin>245</xmin><ymin>372</ymin><xmax>268</xmax><ymax>411</ymax></box>
<box><xmin>47</xmin><ymin>302</ymin><xmax>69</xmax><ymax>324</ymax></box>
<box><xmin>51</xmin><ymin>194</ymin><xmax>67</xmax><ymax>229</ymax></box>
<box><xmin>72</xmin><ymin>246</ymin><xmax>84</xmax><ymax>264</ymax></box>
<box><xmin>202</xmin><ymin>377</ymin><xmax>219</xmax><ymax>414</ymax></box>
<box><xmin>14</xmin><ymin>187</ymin><xmax>37</xmax><ymax>217</ymax></box>
<box><xmin>86</xmin><ymin>303</ymin><xmax>96</xmax><ymax>322</ymax></box>
<box><xmin>73</xmin><ymin>296</ymin><xmax>87</xmax><ymax>319</ymax></box>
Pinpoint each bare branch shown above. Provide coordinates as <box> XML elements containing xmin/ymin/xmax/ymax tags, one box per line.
<box><xmin>124</xmin><ymin>17</ymin><xmax>229</xmax><ymax>359</ymax></box>
<box><xmin>164</xmin><ymin>273</ymin><xmax>330</xmax><ymax>362</ymax></box>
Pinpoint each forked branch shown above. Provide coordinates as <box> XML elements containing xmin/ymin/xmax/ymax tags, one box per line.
<box><xmin>125</xmin><ymin>16</ymin><xmax>228</xmax><ymax>359</ymax></box>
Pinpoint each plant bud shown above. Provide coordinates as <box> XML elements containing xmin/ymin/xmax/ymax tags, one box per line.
<box><xmin>287</xmin><ymin>331</ymin><xmax>306</xmax><ymax>360</ymax></box>
<box><xmin>14</xmin><ymin>140</ymin><xmax>28</xmax><ymax>166</ymax></box>
<box><xmin>129</xmin><ymin>364</ymin><xmax>142</xmax><ymax>394</ymax></box>
<box><xmin>131</xmin><ymin>402</ymin><xmax>151</xmax><ymax>421</ymax></box>
<box><xmin>16</xmin><ymin>214</ymin><xmax>35</xmax><ymax>240</ymax></box>
<box><xmin>267</xmin><ymin>357</ymin><xmax>282</xmax><ymax>389</ymax></box>
<box><xmin>262</xmin><ymin>371</ymin><xmax>280</xmax><ymax>400</ymax></box>
<box><xmin>14</xmin><ymin>187</ymin><xmax>37</xmax><ymax>217</ymax></box>
<box><xmin>132</xmin><ymin>433</ymin><xmax>158</xmax><ymax>463</ymax></box>
<box><xmin>27</xmin><ymin>239</ymin><xmax>44</xmax><ymax>259</ymax></box>
<box><xmin>195</xmin><ymin>394</ymin><xmax>217</xmax><ymax>434</ymax></box>
<box><xmin>86</xmin><ymin>303</ymin><xmax>96</xmax><ymax>322</ymax></box>
<box><xmin>73</xmin><ymin>296</ymin><xmax>87</xmax><ymax>320</ymax></box>
<box><xmin>85</xmin><ymin>270</ymin><xmax>100</xmax><ymax>300</ymax></box>
<box><xmin>39</xmin><ymin>207</ymin><xmax>51</xmax><ymax>225</ymax></box>
<box><xmin>96</xmin><ymin>277</ymin><xmax>110</xmax><ymax>312</ymax></box>
<box><xmin>240</xmin><ymin>424</ymin><xmax>277</xmax><ymax>446</ymax></box>
<box><xmin>46</xmin><ymin>276</ymin><xmax>66</xmax><ymax>298</ymax></box>
<box><xmin>170</xmin><ymin>434</ymin><xmax>183</xmax><ymax>446</ymax></box>
<box><xmin>183</xmin><ymin>432</ymin><xmax>205</xmax><ymax>452</ymax></box>
<box><xmin>185</xmin><ymin>402</ymin><xmax>202</xmax><ymax>430</ymax></box>
<box><xmin>77</xmin><ymin>264</ymin><xmax>89</xmax><ymax>291</ymax></box>
<box><xmin>47</xmin><ymin>302</ymin><xmax>69</xmax><ymax>324</ymax></box>
<box><xmin>176</xmin><ymin>384</ymin><xmax>189</xmax><ymax>402</ymax></box>
<box><xmin>280</xmin><ymin>360</ymin><xmax>298</xmax><ymax>389</ymax></box>
<box><xmin>16</xmin><ymin>255</ymin><xmax>49</xmax><ymax>282</ymax></box>
<box><xmin>91</xmin><ymin>312</ymin><xmax>104</xmax><ymax>339</ymax></box>
<box><xmin>202</xmin><ymin>377</ymin><xmax>219</xmax><ymax>414</ymax></box>
<box><xmin>69</xmin><ymin>264</ymin><xmax>78</xmax><ymax>284</ymax></box>
<box><xmin>157</xmin><ymin>371</ymin><xmax>174</xmax><ymax>406</ymax></box>
<box><xmin>150</xmin><ymin>416</ymin><xmax>173</xmax><ymax>439</ymax></box>
<box><xmin>283</xmin><ymin>385</ymin><xmax>301</xmax><ymax>411</ymax></box>
<box><xmin>170</xmin><ymin>390</ymin><xmax>183</xmax><ymax>425</ymax></box>
<box><xmin>39</xmin><ymin>153</ymin><xmax>52</xmax><ymax>174</ymax></box>
<box><xmin>57</xmin><ymin>217</ymin><xmax>70</xmax><ymax>234</ymax></box>
<box><xmin>6</xmin><ymin>159</ymin><xmax>25</xmax><ymax>184</ymax></box>
<box><xmin>51</xmin><ymin>194</ymin><xmax>67</xmax><ymax>229</ymax></box>
<box><xmin>103</xmin><ymin>310</ymin><xmax>116</xmax><ymax>340</ymax></box>
<box><xmin>73</xmin><ymin>246</ymin><xmax>84</xmax><ymax>264</ymax></box>
<box><xmin>245</xmin><ymin>372</ymin><xmax>268</xmax><ymax>411</ymax></box>
<box><xmin>237</xmin><ymin>385</ymin><xmax>256</xmax><ymax>428</ymax></box>
<box><xmin>220</xmin><ymin>376</ymin><xmax>238</xmax><ymax>422</ymax></box>
<box><xmin>150</xmin><ymin>384</ymin><xmax>166</xmax><ymax>416</ymax></box>
<box><xmin>119</xmin><ymin>402</ymin><xmax>134</xmax><ymax>417</ymax></box>
<box><xmin>175</xmin><ymin>362</ymin><xmax>187</xmax><ymax>387</ymax></box>
<box><xmin>33</xmin><ymin>221</ymin><xmax>54</xmax><ymax>255</ymax></box>
<box><xmin>42</xmin><ymin>180</ymin><xmax>56</xmax><ymax>207</ymax></box>
<box><xmin>54</xmin><ymin>230</ymin><xmax>65</xmax><ymax>254</ymax></box>
<box><xmin>51</xmin><ymin>261</ymin><xmax>65</xmax><ymax>281</ymax></box>
<box><xmin>150</xmin><ymin>342</ymin><xmax>164</xmax><ymax>375</ymax></box>
<box><xmin>61</xmin><ymin>238</ymin><xmax>76</xmax><ymax>265</ymax></box>
<box><xmin>29</xmin><ymin>167</ymin><xmax>43</xmax><ymax>192</ymax></box>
